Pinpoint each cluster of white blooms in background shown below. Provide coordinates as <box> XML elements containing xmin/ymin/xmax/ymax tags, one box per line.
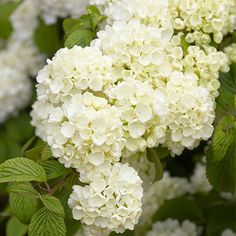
<box><xmin>139</xmin><ymin>171</ymin><xmax>192</xmax><ymax>228</ymax></box>
<box><xmin>68</xmin><ymin>163</ymin><xmax>143</xmax><ymax>233</ymax></box>
<box><xmin>36</xmin><ymin>0</ymin><xmax>89</xmax><ymax>25</ymax></box>
<box><xmin>221</xmin><ymin>229</ymin><xmax>236</xmax><ymax>236</ymax></box>
<box><xmin>0</xmin><ymin>66</ymin><xmax>31</xmax><ymax>123</ymax></box>
<box><xmin>190</xmin><ymin>163</ymin><xmax>212</xmax><ymax>193</ymax></box>
<box><xmin>0</xmin><ymin>0</ymin><xmax>42</xmax><ymax>123</ymax></box>
<box><xmin>147</xmin><ymin>219</ymin><xmax>199</xmax><ymax>236</ymax></box>
<box><xmin>224</xmin><ymin>44</ymin><xmax>236</xmax><ymax>64</ymax></box>
<box><xmin>0</xmin><ymin>0</ymin><xmax>88</xmax><ymax>123</ymax></box>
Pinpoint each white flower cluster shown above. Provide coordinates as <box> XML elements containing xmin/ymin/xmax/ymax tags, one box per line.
<box><xmin>139</xmin><ymin>172</ymin><xmax>192</xmax><ymax>227</ymax></box>
<box><xmin>221</xmin><ymin>229</ymin><xmax>236</xmax><ymax>236</ymax></box>
<box><xmin>30</xmin><ymin>0</ymin><xmax>235</xmax><ymax>233</ymax></box>
<box><xmin>68</xmin><ymin>163</ymin><xmax>143</xmax><ymax>233</ymax></box>
<box><xmin>0</xmin><ymin>66</ymin><xmax>31</xmax><ymax>123</ymax></box>
<box><xmin>0</xmin><ymin>0</ymin><xmax>88</xmax><ymax>123</ymax></box>
<box><xmin>91</xmin><ymin>0</ymin><xmax>236</xmax><ymax>44</ymax></box>
<box><xmin>92</xmin><ymin>18</ymin><xmax>229</xmax><ymax>155</ymax></box>
<box><xmin>0</xmin><ymin>0</ymin><xmax>43</xmax><ymax>123</ymax></box>
<box><xmin>169</xmin><ymin>0</ymin><xmax>236</xmax><ymax>44</ymax></box>
<box><xmin>31</xmin><ymin>46</ymin><xmax>124</xmax><ymax>175</ymax></box>
<box><xmin>190</xmin><ymin>163</ymin><xmax>212</xmax><ymax>193</ymax></box>
<box><xmin>36</xmin><ymin>0</ymin><xmax>89</xmax><ymax>25</ymax></box>
<box><xmin>224</xmin><ymin>43</ymin><xmax>236</xmax><ymax>64</ymax></box>
<box><xmin>147</xmin><ymin>219</ymin><xmax>199</xmax><ymax>236</ymax></box>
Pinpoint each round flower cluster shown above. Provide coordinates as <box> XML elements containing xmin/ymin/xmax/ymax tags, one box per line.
<box><xmin>92</xmin><ymin>19</ymin><xmax>229</xmax><ymax>155</ymax></box>
<box><xmin>224</xmin><ymin>43</ymin><xmax>236</xmax><ymax>64</ymax></box>
<box><xmin>147</xmin><ymin>219</ymin><xmax>199</xmax><ymax>236</ymax></box>
<box><xmin>164</xmin><ymin>72</ymin><xmax>215</xmax><ymax>155</ymax></box>
<box><xmin>68</xmin><ymin>163</ymin><xmax>143</xmax><ymax>233</ymax></box>
<box><xmin>0</xmin><ymin>66</ymin><xmax>31</xmax><ymax>123</ymax></box>
<box><xmin>31</xmin><ymin>46</ymin><xmax>124</xmax><ymax>174</ymax></box>
<box><xmin>169</xmin><ymin>0</ymin><xmax>236</xmax><ymax>44</ymax></box>
<box><xmin>36</xmin><ymin>0</ymin><xmax>89</xmax><ymax>25</ymax></box>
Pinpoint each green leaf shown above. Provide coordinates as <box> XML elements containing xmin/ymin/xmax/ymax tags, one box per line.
<box><xmin>212</xmin><ymin>116</ymin><xmax>236</xmax><ymax>161</ymax></box>
<box><xmin>206</xmin><ymin>140</ymin><xmax>236</xmax><ymax>193</ymax></box>
<box><xmin>6</xmin><ymin>217</ymin><xmax>28</xmax><ymax>236</ymax></box>
<box><xmin>28</xmin><ymin>207</ymin><xmax>66</xmax><ymax>236</ymax></box>
<box><xmin>216</xmin><ymin>66</ymin><xmax>236</xmax><ymax>118</ymax></box>
<box><xmin>147</xmin><ymin>148</ymin><xmax>164</xmax><ymax>181</ymax></box>
<box><xmin>40</xmin><ymin>195</ymin><xmax>65</xmax><ymax>217</ymax></box>
<box><xmin>153</xmin><ymin>196</ymin><xmax>204</xmax><ymax>223</ymax></box>
<box><xmin>41</xmin><ymin>146</ymin><xmax>52</xmax><ymax>161</ymax></box>
<box><xmin>8</xmin><ymin>182</ymin><xmax>39</xmax><ymax>198</ymax></box>
<box><xmin>206</xmin><ymin>204</ymin><xmax>236</xmax><ymax>236</ymax></box>
<box><xmin>9</xmin><ymin>190</ymin><xmax>39</xmax><ymax>223</ymax></box>
<box><xmin>42</xmin><ymin>160</ymin><xmax>70</xmax><ymax>180</ymax></box>
<box><xmin>0</xmin><ymin>157</ymin><xmax>47</xmax><ymax>183</ymax></box>
<box><xmin>65</xmin><ymin>29</ymin><xmax>94</xmax><ymax>48</ymax></box>
<box><xmin>20</xmin><ymin>136</ymin><xmax>37</xmax><ymax>156</ymax></box>
<box><xmin>24</xmin><ymin>141</ymin><xmax>51</xmax><ymax>162</ymax></box>
<box><xmin>63</xmin><ymin>6</ymin><xmax>105</xmax><ymax>48</ymax></box>
<box><xmin>63</xmin><ymin>18</ymin><xmax>81</xmax><ymax>35</ymax></box>
<box><xmin>34</xmin><ymin>17</ymin><xmax>63</xmax><ymax>57</ymax></box>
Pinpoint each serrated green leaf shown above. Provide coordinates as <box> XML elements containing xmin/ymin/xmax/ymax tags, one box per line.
<box><xmin>6</xmin><ymin>217</ymin><xmax>28</xmax><ymax>236</ymax></box>
<box><xmin>0</xmin><ymin>157</ymin><xmax>47</xmax><ymax>183</ymax></box>
<box><xmin>65</xmin><ymin>29</ymin><xmax>94</xmax><ymax>48</ymax></box>
<box><xmin>63</xmin><ymin>18</ymin><xmax>81</xmax><ymax>35</ymax></box>
<box><xmin>9</xmin><ymin>191</ymin><xmax>39</xmax><ymax>223</ymax></box>
<box><xmin>153</xmin><ymin>196</ymin><xmax>204</xmax><ymax>223</ymax></box>
<box><xmin>41</xmin><ymin>146</ymin><xmax>52</xmax><ymax>161</ymax></box>
<box><xmin>20</xmin><ymin>136</ymin><xmax>37</xmax><ymax>156</ymax></box>
<box><xmin>212</xmin><ymin>116</ymin><xmax>236</xmax><ymax>161</ymax></box>
<box><xmin>42</xmin><ymin>160</ymin><xmax>70</xmax><ymax>180</ymax></box>
<box><xmin>206</xmin><ymin>140</ymin><xmax>236</xmax><ymax>193</ymax></box>
<box><xmin>28</xmin><ymin>207</ymin><xmax>66</xmax><ymax>236</ymax></box>
<box><xmin>8</xmin><ymin>182</ymin><xmax>40</xmax><ymax>198</ymax></box>
<box><xmin>24</xmin><ymin>143</ymin><xmax>51</xmax><ymax>162</ymax></box>
<box><xmin>147</xmin><ymin>148</ymin><xmax>164</xmax><ymax>181</ymax></box>
<box><xmin>40</xmin><ymin>195</ymin><xmax>65</xmax><ymax>217</ymax></box>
